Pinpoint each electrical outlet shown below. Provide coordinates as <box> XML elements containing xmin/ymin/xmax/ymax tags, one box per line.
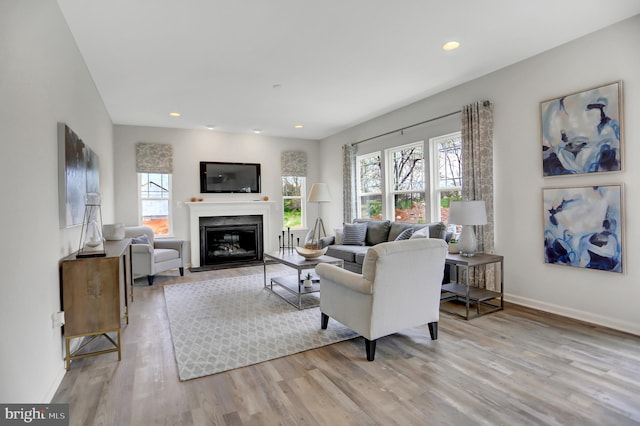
<box><xmin>52</xmin><ymin>311</ymin><xmax>65</xmax><ymax>328</ymax></box>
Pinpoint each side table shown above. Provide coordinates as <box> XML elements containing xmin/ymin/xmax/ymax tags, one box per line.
<box><xmin>440</xmin><ymin>252</ymin><xmax>504</xmax><ymax>320</ymax></box>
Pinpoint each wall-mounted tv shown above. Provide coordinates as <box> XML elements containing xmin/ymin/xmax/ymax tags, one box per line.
<box><xmin>200</xmin><ymin>161</ymin><xmax>261</xmax><ymax>193</ymax></box>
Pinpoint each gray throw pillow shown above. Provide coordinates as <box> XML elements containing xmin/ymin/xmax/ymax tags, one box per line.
<box><xmin>342</xmin><ymin>222</ymin><xmax>367</xmax><ymax>246</ymax></box>
<box><xmin>394</xmin><ymin>228</ymin><xmax>414</xmax><ymax>241</ymax></box>
<box><xmin>131</xmin><ymin>234</ymin><xmax>150</xmax><ymax>245</ymax></box>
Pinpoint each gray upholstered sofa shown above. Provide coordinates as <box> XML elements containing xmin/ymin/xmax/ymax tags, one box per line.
<box><xmin>324</xmin><ymin>219</ymin><xmax>449</xmax><ymax>273</ymax></box>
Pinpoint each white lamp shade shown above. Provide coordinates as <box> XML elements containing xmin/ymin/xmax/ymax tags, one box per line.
<box><xmin>307</xmin><ymin>183</ymin><xmax>332</xmax><ymax>203</ymax></box>
<box><xmin>448</xmin><ymin>200</ymin><xmax>487</xmax><ymax>225</ymax></box>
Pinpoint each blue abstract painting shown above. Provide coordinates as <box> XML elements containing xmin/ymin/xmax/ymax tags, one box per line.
<box><xmin>543</xmin><ymin>185</ymin><xmax>623</xmax><ymax>273</ymax></box>
<box><xmin>541</xmin><ymin>82</ymin><xmax>622</xmax><ymax>177</ymax></box>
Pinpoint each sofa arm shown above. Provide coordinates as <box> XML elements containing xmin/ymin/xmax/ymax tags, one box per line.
<box><xmin>154</xmin><ymin>239</ymin><xmax>184</xmax><ymax>253</ymax></box>
<box><xmin>315</xmin><ymin>263</ymin><xmax>373</xmax><ymax>295</ymax></box>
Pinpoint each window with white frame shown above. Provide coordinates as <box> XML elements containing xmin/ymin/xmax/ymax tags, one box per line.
<box><xmin>429</xmin><ymin>132</ymin><xmax>462</xmax><ymax>223</ymax></box>
<box><xmin>356</xmin><ymin>152</ymin><xmax>382</xmax><ymax>219</ymax></box>
<box><xmin>354</xmin><ymin>132</ymin><xmax>462</xmax><ymax>224</ymax></box>
<box><xmin>386</xmin><ymin>142</ymin><xmax>426</xmax><ymax>223</ymax></box>
<box><xmin>282</xmin><ymin>176</ymin><xmax>306</xmax><ymax>228</ymax></box>
<box><xmin>139</xmin><ymin>172</ymin><xmax>172</xmax><ymax>236</ymax></box>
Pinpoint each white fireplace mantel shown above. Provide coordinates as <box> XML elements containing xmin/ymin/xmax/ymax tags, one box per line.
<box><xmin>186</xmin><ymin>201</ymin><xmax>275</xmax><ymax>267</ymax></box>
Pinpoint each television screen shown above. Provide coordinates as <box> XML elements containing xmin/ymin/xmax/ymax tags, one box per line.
<box><xmin>200</xmin><ymin>161</ymin><xmax>261</xmax><ymax>193</ymax></box>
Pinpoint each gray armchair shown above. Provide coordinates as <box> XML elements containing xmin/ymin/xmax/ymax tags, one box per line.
<box><xmin>315</xmin><ymin>238</ymin><xmax>448</xmax><ymax>361</ymax></box>
<box><xmin>124</xmin><ymin>226</ymin><xmax>185</xmax><ymax>285</ymax></box>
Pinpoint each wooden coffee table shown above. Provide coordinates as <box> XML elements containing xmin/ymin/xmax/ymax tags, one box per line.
<box><xmin>263</xmin><ymin>250</ymin><xmax>344</xmax><ymax>309</ymax></box>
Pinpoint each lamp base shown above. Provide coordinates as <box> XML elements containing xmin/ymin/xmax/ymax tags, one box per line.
<box><xmin>457</xmin><ymin>225</ymin><xmax>478</xmax><ymax>257</ymax></box>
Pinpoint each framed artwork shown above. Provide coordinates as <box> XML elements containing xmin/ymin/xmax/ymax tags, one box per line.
<box><xmin>58</xmin><ymin>123</ymin><xmax>100</xmax><ymax>228</ymax></box>
<box><xmin>541</xmin><ymin>81</ymin><xmax>622</xmax><ymax>177</ymax></box>
<box><xmin>543</xmin><ymin>184</ymin><xmax>623</xmax><ymax>273</ymax></box>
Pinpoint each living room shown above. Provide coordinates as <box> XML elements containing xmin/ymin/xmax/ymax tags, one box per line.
<box><xmin>2</xmin><ymin>1</ymin><xmax>639</xmax><ymax>419</ymax></box>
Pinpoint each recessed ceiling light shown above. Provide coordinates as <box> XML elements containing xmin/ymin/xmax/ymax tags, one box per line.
<box><xmin>206</xmin><ymin>125</ymin><xmax>216</xmax><ymax>130</ymax></box>
<box><xmin>442</xmin><ymin>41</ymin><xmax>460</xmax><ymax>51</ymax></box>
<box><xmin>169</xmin><ymin>112</ymin><xmax>181</xmax><ymax>117</ymax></box>
<box><xmin>294</xmin><ymin>124</ymin><xmax>304</xmax><ymax>129</ymax></box>
<box><xmin>253</xmin><ymin>129</ymin><xmax>262</xmax><ymax>134</ymax></box>
<box><xmin>272</xmin><ymin>84</ymin><xmax>282</xmax><ymax>89</ymax></box>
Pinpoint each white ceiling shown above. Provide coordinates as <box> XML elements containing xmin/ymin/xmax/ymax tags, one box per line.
<box><xmin>56</xmin><ymin>1</ymin><xmax>640</xmax><ymax>140</ymax></box>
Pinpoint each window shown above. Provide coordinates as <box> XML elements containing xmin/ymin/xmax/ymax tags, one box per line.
<box><xmin>354</xmin><ymin>132</ymin><xmax>462</xmax><ymax>224</ymax></box>
<box><xmin>282</xmin><ymin>176</ymin><xmax>306</xmax><ymax>228</ymax></box>
<box><xmin>429</xmin><ymin>132</ymin><xmax>462</xmax><ymax>223</ymax></box>
<box><xmin>356</xmin><ymin>152</ymin><xmax>382</xmax><ymax>219</ymax></box>
<box><xmin>386</xmin><ymin>142</ymin><xmax>426</xmax><ymax>223</ymax></box>
<box><xmin>139</xmin><ymin>172</ymin><xmax>172</xmax><ymax>236</ymax></box>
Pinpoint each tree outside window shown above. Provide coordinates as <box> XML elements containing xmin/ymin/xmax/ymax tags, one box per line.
<box><xmin>429</xmin><ymin>132</ymin><xmax>462</xmax><ymax>223</ymax></box>
<box><xmin>387</xmin><ymin>143</ymin><xmax>426</xmax><ymax>223</ymax></box>
<box><xmin>139</xmin><ymin>172</ymin><xmax>172</xmax><ymax>235</ymax></box>
<box><xmin>282</xmin><ymin>176</ymin><xmax>305</xmax><ymax>228</ymax></box>
<box><xmin>356</xmin><ymin>153</ymin><xmax>382</xmax><ymax>219</ymax></box>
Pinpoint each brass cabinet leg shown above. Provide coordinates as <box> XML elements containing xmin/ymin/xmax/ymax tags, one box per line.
<box><xmin>65</xmin><ymin>337</ymin><xmax>71</xmax><ymax>371</ymax></box>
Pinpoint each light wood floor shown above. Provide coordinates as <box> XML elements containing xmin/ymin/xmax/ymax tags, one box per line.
<box><xmin>52</xmin><ymin>265</ymin><xmax>640</xmax><ymax>425</ymax></box>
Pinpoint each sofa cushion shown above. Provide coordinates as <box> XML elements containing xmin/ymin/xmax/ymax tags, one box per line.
<box><xmin>410</xmin><ymin>226</ymin><xmax>430</xmax><ymax>239</ymax></box>
<box><xmin>355</xmin><ymin>219</ymin><xmax>391</xmax><ymax>245</ymax></box>
<box><xmin>394</xmin><ymin>228</ymin><xmax>414</xmax><ymax>241</ymax></box>
<box><xmin>427</xmin><ymin>222</ymin><xmax>447</xmax><ymax>239</ymax></box>
<box><xmin>342</xmin><ymin>222</ymin><xmax>367</xmax><ymax>245</ymax></box>
<box><xmin>355</xmin><ymin>251</ymin><xmax>366</xmax><ymax>265</ymax></box>
<box><xmin>154</xmin><ymin>248</ymin><xmax>179</xmax><ymax>263</ymax></box>
<box><xmin>326</xmin><ymin>245</ymin><xmax>369</xmax><ymax>263</ymax></box>
<box><xmin>388</xmin><ymin>223</ymin><xmax>422</xmax><ymax>241</ymax></box>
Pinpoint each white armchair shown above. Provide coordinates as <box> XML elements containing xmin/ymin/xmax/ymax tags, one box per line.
<box><xmin>315</xmin><ymin>238</ymin><xmax>448</xmax><ymax>361</ymax></box>
<box><xmin>124</xmin><ymin>226</ymin><xmax>185</xmax><ymax>285</ymax></box>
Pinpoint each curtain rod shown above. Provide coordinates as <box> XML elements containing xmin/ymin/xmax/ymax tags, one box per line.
<box><xmin>351</xmin><ymin>109</ymin><xmax>461</xmax><ymax>146</ymax></box>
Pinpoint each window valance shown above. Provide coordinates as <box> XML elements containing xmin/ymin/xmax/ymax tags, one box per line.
<box><xmin>280</xmin><ymin>151</ymin><xmax>307</xmax><ymax>176</ymax></box>
<box><xmin>135</xmin><ymin>142</ymin><xmax>173</xmax><ymax>174</ymax></box>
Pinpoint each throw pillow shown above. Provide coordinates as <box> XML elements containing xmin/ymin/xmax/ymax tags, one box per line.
<box><xmin>131</xmin><ymin>234</ymin><xmax>150</xmax><ymax>245</ymax></box>
<box><xmin>394</xmin><ymin>228</ymin><xmax>414</xmax><ymax>241</ymax></box>
<box><xmin>409</xmin><ymin>226</ymin><xmax>431</xmax><ymax>239</ymax></box>
<box><xmin>341</xmin><ymin>222</ymin><xmax>367</xmax><ymax>246</ymax></box>
<box><xmin>334</xmin><ymin>228</ymin><xmax>344</xmax><ymax>245</ymax></box>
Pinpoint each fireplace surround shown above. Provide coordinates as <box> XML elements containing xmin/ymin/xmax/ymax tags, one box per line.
<box><xmin>187</xmin><ymin>200</ymin><xmax>274</xmax><ymax>269</ymax></box>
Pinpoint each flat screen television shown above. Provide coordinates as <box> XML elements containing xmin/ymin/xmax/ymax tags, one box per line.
<box><xmin>200</xmin><ymin>161</ymin><xmax>261</xmax><ymax>193</ymax></box>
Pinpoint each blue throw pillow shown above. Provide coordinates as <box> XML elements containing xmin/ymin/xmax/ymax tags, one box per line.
<box><xmin>131</xmin><ymin>234</ymin><xmax>150</xmax><ymax>245</ymax></box>
<box><xmin>342</xmin><ymin>222</ymin><xmax>367</xmax><ymax>246</ymax></box>
<box><xmin>394</xmin><ymin>228</ymin><xmax>414</xmax><ymax>241</ymax></box>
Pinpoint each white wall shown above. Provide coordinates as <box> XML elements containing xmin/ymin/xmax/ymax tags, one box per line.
<box><xmin>320</xmin><ymin>15</ymin><xmax>640</xmax><ymax>335</ymax></box>
<box><xmin>0</xmin><ymin>1</ymin><xmax>114</xmax><ymax>402</ymax></box>
<box><xmin>113</xmin><ymin>125</ymin><xmax>321</xmax><ymax>262</ymax></box>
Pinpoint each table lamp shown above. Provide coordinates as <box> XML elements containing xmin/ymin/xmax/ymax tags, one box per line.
<box><xmin>307</xmin><ymin>183</ymin><xmax>332</xmax><ymax>249</ymax></box>
<box><xmin>448</xmin><ymin>200</ymin><xmax>487</xmax><ymax>257</ymax></box>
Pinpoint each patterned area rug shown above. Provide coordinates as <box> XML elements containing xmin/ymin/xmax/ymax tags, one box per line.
<box><xmin>163</xmin><ymin>274</ymin><xmax>358</xmax><ymax>380</ymax></box>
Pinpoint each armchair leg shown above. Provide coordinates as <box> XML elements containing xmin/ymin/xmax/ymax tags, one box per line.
<box><xmin>365</xmin><ymin>339</ymin><xmax>377</xmax><ymax>361</ymax></box>
<box><xmin>428</xmin><ymin>322</ymin><xmax>438</xmax><ymax>340</ymax></box>
<box><xmin>147</xmin><ymin>275</ymin><xmax>154</xmax><ymax>286</ymax></box>
<box><xmin>179</xmin><ymin>267</ymin><xmax>184</xmax><ymax>276</ymax></box>
<box><xmin>321</xmin><ymin>312</ymin><xmax>329</xmax><ymax>329</ymax></box>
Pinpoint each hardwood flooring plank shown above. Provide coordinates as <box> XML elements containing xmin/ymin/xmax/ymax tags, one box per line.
<box><xmin>51</xmin><ymin>266</ymin><xmax>640</xmax><ymax>426</ymax></box>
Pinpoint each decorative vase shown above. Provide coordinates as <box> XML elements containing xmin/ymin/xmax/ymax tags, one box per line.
<box><xmin>303</xmin><ymin>279</ymin><xmax>313</xmax><ymax>288</ymax></box>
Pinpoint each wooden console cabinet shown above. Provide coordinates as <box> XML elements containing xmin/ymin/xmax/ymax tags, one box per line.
<box><xmin>59</xmin><ymin>239</ymin><xmax>132</xmax><ymax>370</ymax></box>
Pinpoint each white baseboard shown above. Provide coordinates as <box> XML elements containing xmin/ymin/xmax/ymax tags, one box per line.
<box><xmin>505</xmin><ymin>293</ymin><xmax>639</xmax><ymax>336</ymax></box>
